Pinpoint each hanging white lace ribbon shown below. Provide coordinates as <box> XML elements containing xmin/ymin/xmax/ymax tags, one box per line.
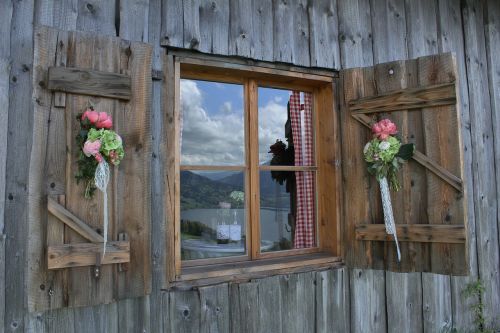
<box><xmin>379</xmin><ymin>177</ymin><xmax>401</xmax><ymax>262</ymax></box>
<box><xmin>95</xmin><ymin>160</ymin><xmax>110</xmax><ymax>258</ymax></box>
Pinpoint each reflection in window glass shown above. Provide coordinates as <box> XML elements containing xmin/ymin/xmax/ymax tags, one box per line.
<box><xmin>259</xmin><ymin>171</ymin><xmax>316</xmax><ymax>252</ymax></box>
<box><xmin>181</xmin><ymin>170</ymin><xmax>246</xmax><ymax>260</ymax></box>
<box><xmin>258</xmin><ymin>87</ymin><xmax>314</xmax><ymax>166</ymax></box>
<box><xmin>180</xmin><ymin>79</ymin><xmax>244</xmax><ymax>166</ymax></box>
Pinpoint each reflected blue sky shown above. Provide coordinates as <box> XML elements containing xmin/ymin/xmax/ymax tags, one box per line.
<box><xmin>180</xmin><ymin>79</ymin><xmax>292</xmax><ymax>166</ymax></box>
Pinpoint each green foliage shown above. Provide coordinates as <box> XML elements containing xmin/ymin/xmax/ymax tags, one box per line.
<box><xmin>461</xmin><ymin>280</ymin><xmax>498</xmax><ymax>333</ymax></box>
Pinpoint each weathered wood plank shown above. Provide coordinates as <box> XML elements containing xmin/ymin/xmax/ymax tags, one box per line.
<box><xmin>199</xmin><ymin>284</ymin><xmax>230</xmax><ymax>333</ymax></box>
<box><xmin>26</xmin><ymin>23</ymin><xmax>58</xmax><ymax>311</ymax></box>
<box><xmin>462</xmin><ymin>0</ymin><xmax>500</xmax><ymax>325</ymax></box>
<box><xmin>47</xmin><ymin>241</ymin><xmax>130</xmax><ymax>270</ymax></box>
<box><xmin>484</xmin><ymin>0</ymin><xmax>500</xmax><ymax>325</ymax></box>
<box><xmin>349</xmin><ymin>269</ymin><xmax>387</xmax><ymax>333</ymax></box>
<box><xmin>349</xmin><ymin>82</ymin><xmax>456</xmax><ymax>113</ymax></box>
<box><xmin>355</xmin><ymin>224</ymin><xmax>466</xmax><ymax>244</ymax></box>
<box><xmin>47</xmin><ymin>66</ymin><xmax>132</xmax><ymax>100</ymax></box>
<box><xmin>199</xmin><ymin>0</ymin><xmax>229</xmax><ymax>55</ymax></box>
<box><xmin>228</xmin><ymin>0</ymin><xmax>252</xmax><ymax>58</ymax></box>
<box><xmin>169</xmin><ymin>290</ymin><xmax>201</xmax><ymax>333</ymax></box>
<box><xmin>147</xmin><ymin>1</ymin><xmax>167</xmax><ymax>330</ymax></box>
<box><xmin>437</xmin><ymin>0</ymin><xmax>478</xmax><ymax>330</ymax></box>
<box><xmin>117</xmin><ymin>296</ymin><xmax>151</xmax><ymax>333</ymax></box>
<box><xmin>5</xmin><ymin>0</ymin><xmax>34</xmax><ymax>330</ymax></box>
<box><xmin>73</xmin><ymin>302</ymin><xmax>118</xmax><ymax>333</ymax></box>
<box><xmin>230</xmin><ymin>282</ymin><xmax>258</xmax><ymax>333</ymax></box>
<box><xmin>34</xmin><ymin>0</ymin><xmax>78</xmax><ymax>30</ymax></box>
<box><xmin>315</xmin><ymin>269</ymin><xmax>350</xmax><ymax>333</ymax></box>
<box><xmin>385</xmin><ymin>272</ymin><xmax>423</xmax><ymax>333</ymax></box>
<box><xmin>119</xmin><ymin>0</ymin><xmax>150</xmax><ymax>42</ymax></box>
<box><xmin>160</xmin><ymin>0</ymin><xmax>184</xmax><ymax>47</ymax></box>
<box><xmin>0</xmin><ymin>58</ymin><xmax>10</xmax><ymax>232</ymax></box>
<box><xmin>250</xmin><ymin>0</ymin><xmax>273</xmax><ymax>61</ymax></box>
<box><xmin>257</xmin><ymin>276</ymin><xmax>282</xmax><ymax>333</ymax></box>
<box><xmin>115</xmin><ymin>39</ymin><xmax>153</xmax><ymax>299</ymax></box>
<box><xmin>76</xmin><ymin>0</ymin><xmax>116</xmax><ymax>36</ymax></box>
<box><xmin>291</xmin><ymin>0</ymin><xmax>310</xmax><ymax>67</ymax></box>
<box><xmin>183</xmin><ymin>0</ymin><xmax>201</xmax><ymax>50</ymax></box>
<box><xmin>308</xmin><ymin>0</ymin><xmax>340</xmax><ymax>69</ymax></box>
<box><xmin>0</xmin><ymin>234</ymin><xmax>5</xmax><ymax>331</ymax></box>
<box><xmin>272</xmin><ymin>0</ymin><xmax>294</xmax><ymax>64</ymax></box>
<box><xmin>47</xmin><ymin>197</ymin><xmax>104</xmax><ymax>243</ymax></box>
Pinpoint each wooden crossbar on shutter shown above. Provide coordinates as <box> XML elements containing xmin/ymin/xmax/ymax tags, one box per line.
<box><xmin>27</xmin><ymin>26</ymin><xmax>152</xmax><ymax>311</ymax></box>
<box><xmin>340</xmin><ymin>53</ymin><xmax>468</xmax><ymax>275</ymax></box>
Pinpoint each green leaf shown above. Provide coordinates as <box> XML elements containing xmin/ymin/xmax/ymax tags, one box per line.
<box><xmin>396</xmin><ymin>143</ymin><xmax>415</xmax><ymax>160</ymax></box>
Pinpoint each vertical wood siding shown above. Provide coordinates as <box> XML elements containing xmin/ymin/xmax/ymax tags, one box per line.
<box><xmin>1</xmin><ymin>0</ymin><xmax>499</xmax><ymax>332</ymax></box>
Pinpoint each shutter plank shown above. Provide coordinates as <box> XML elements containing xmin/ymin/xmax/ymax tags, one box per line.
<box><xmin>349</xmin><ymin>82</ymin><xmax>456</xmax><ymax>113</ymax></box>
<box><xmin>47</xmin><ymin>241</ymin><xmax>130</xmax><ymax>269</ymax></box>
<box><xmin>115</xmin><ymin>40</ymin><xmax>152</xmax><ymax>298</ymax></box>
<box><xmin>355</xmin><ymin>224</ymin><xmax>466</xmax><ymax>243</ymax></box>
<box><xmin>48</xmin><ymin>66</ymin><xmax>131</xmax><ymax>100</ymax></box>
<box><xmin>418</xmin><ymin>54</ymin><xmax>467</xmax><ymax>274</ymax></box>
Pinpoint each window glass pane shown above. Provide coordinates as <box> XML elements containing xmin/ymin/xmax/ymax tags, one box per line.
<box><xmin>180</xmin><ymin>79</ymin><xmax>245</xmax><ymax>166</ymax></box>
<box><xmin>181</xmin><ymin>170</ymin><xmax>246</xmax><ymax>260</ymax></box>
<box><xmin>258</xmin><ymin>88</ymin><xmax>314</xmax><ymax>166</ymax></box>
<box><xmin>259</xmin><ymin>170</ymin><xmax>316</xmax><ymax>252</ymax></box>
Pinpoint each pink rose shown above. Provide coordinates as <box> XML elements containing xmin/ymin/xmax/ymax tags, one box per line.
<box><xmin>372</xmin><ymin>119</ymin><xmax>398</xmax><ymax>140</ymax></box>
<box><xmin>82</xmin><ymin>140</ymin><xmax>101</xmax><ymax>157</ymax></box>
<box><xmin>82</xmin><ymin>109</ymin><xmax>99</xmax><ymax>123</ymax></box>
<box><xmin>96</xmin><ymin>112</ymin><xmax>113</xmax><ymax>129</ymax></box>
<box><xmin>95</xmin><ymin>153</ymin><xmax>103</xmax><ymax>163</ymax></box>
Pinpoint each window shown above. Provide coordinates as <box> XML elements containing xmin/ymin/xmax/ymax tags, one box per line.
<box><xmin>166</xmin><ymin>54</ymin><xmax>341</xmax><ymax>283</ymax></box>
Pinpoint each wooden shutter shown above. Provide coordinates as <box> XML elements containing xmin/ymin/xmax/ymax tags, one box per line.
<box><xmin>27</xmin><ymin>26</ymin><xmax>152</xmax><ymax>311</ymax></box>
<box><xmin>340</xmin><ymin>53</ymin><xmax>468</xmax><ymax>275</ymax></box>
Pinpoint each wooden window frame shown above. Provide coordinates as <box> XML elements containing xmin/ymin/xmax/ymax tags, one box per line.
<box><xmin>165</xmin><ymin>51</ymin><xmax>342</xmax><ymax>286</ymax></box>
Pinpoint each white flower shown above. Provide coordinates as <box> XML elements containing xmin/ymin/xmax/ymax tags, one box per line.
<box><xmin>363</xmin><ymin>142</ymin><xmax>371</xmax><ymax>154</ymax></box>
<box><xmin>379</xmin><ymin>141</ymin><xmax>391</xmax><ymax>151</ymax></box>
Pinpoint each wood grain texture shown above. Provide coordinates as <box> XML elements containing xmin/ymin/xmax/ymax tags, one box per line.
<box><xmin>47</xmin><ymin>66</ymin><xmax>131</xmax><ymax>100</ymax></box>
<box><xmin>462</xmin><ymin>0</ymin><xmax>500</xmax><ymax>325</ymax></box>
<box><xmin>356</xmin><ymin>224</ymin><xmax>466</xmax><ymax>243</ymax></box>
<box><xmin>183</xmin><ymin>0</ymin><xmax>201</xmax><ymax>50</ymax></box>
<box><xmin>160</xmin><ymin>0</ymin><xmax>184</xmax><ymax>47</ymax></box>
<box><xmin>199</xmin><ymin>0</ymin><xmax>229</xmax><ymax>55</ymax></box>
<box><xmin>315</xmin><ymin>269</ymin><xmax>350</xmax><ymax>333</ymax></box>
<box><xmin>5</xmin><ymin>1</ymin><xmax>34</xmax><ymax>330</ymax></box>
<box><xmin>308</xmin><ymin>0</ymin><xmax>340</xmax><ymax>69</ymax></box>
<box><xmin>349</xmin><ymin>82</ymin><xmax>456</xmax><ymax>113</ymax></box>
<box><xmin>438</xmin><ymin>2</ymin><xmax>478</xmax><ymax>329</ymax></box>
<box><xmin>47</xmin><ymin>197</ymin><xmax>104</xmax><ymax>243</ymax></box>
<box><xmin>47</xmin><ymin>241</ymin><xmax>130</xmax><ymax>269</ymax></box>
<box><xmin>483</xmin><ymin>0</ymin><xmax>500</xmax><ymax>325</ymax></box>
<box><xmin>76</xmin><ymin>0</ymin><xmax>116</xmax><ymax>36</ymax></box>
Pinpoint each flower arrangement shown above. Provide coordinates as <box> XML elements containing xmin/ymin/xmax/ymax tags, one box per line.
<box><xmin>363</xmin><ymin>119</ymin><xmax>415</xmax><ymax>191</ymax></box>
<box><xmin>363</xmin><ymin>118</ymin><xmax>415</xmax><ymax>262</ymax></box>
<box><xmin>75</xmin><ymin>108</ymin><xmax>124</xmax><ymax>198</ymax></box>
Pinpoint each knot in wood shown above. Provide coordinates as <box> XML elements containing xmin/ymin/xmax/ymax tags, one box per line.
<box><xmin>86</xmin><ymin>3</ymin><xmax>96</xmax><ymax>14</ymax></box>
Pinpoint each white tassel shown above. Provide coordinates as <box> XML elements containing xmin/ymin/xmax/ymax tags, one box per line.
<box><xmin>94</xmin><ymin>160</ymin><xmax>110</xmax><ymax>258</ymax></box>
<box><xmin>379</xmin><ymin>177</ymin><xmax>401</xmax><ymax>262</ymax></box>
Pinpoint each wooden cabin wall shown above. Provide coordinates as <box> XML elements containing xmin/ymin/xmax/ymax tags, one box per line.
<box><xmin>1</xmin><ymin>0</ymin><xmax>499</xmax><ymax>332</ymax></box>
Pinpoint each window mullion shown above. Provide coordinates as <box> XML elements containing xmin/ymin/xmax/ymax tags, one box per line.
<box><xmin>247</xmin><ymin>79</ymin><xmax>260</xmax><ymax>260</ymax></box>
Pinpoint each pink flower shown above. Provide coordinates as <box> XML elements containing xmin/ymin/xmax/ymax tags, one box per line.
<box><xmin>96</xmin><ymin>112</ymin><xmax>113</xmax><ymax>129</ymax></box>
<box><xmin>82</xmin><ymin>109</ymin><xmax>99</xmax><ymax>123</ymax></box>
<box><xmin>82</xmin><ymin>140</ymin><xmax>101</xmax><ymax>157</ymax></box>
<box><xmin>95</xmin><ymin>153</ymin><xmax>103</xmax><ymax>163</ymax></box>
<box><xmin>372</xmin><ymin>119</ymin><xmax>398</xmax><ymax>140</ymax></box>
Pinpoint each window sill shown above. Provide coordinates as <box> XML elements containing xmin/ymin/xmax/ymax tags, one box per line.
<box><xmin>168</xmin><ymin>253</ymin><xmax>343</xmax><ymax>290</ymax></box>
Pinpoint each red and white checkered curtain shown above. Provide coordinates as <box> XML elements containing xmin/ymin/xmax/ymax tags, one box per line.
<box><xmin>289</xmin><ymin>91</ymin><xmax>315</xmax><ymax>248</ymax></box>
